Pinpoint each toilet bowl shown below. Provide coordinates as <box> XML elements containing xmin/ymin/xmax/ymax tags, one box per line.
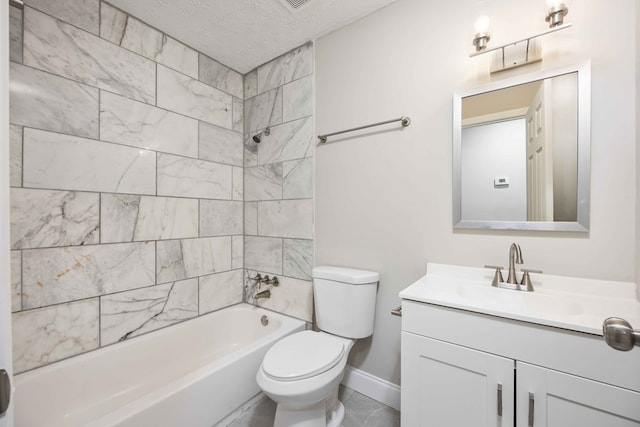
<box><xmin>256</xmin><ymin>266</ymin><xmax>379</xmax><ymax>427</ymax></box>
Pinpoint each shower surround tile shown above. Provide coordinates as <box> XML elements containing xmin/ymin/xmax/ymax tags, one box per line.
<box><xmin>100</xmin><ymin>279</ymin><xmax>198</xmax><ymax>345</ymax></box>
<box><xmin>24</xmin><ymin>8</ymin><xmax>156</xmax><ymax>104</ymax></box>
<box><xmin>11</xmin><ymin>251</ymin><xmax>21</xmax><ymax>313</ymax></box>
<box><xmin>233</xmin><ymin>167</ymin><xmax>244</xmax><ymax>201</ymax></box>
<box><xmin>156</xmin><ymin>237</ymin><xmax>232</xmax><ymax>284</ymax></box>
<box><xmin>232</xmin><ymin>236</ymin><xmax>244</xmax><ymax>269</ymax></box>
<box><xmin>199</xmin><ymin>54</ymin><xmax>243</xmax><ymax>99</ymax></box>
<box><xmin>233</xmin><ymin>98</ymin><xmax>244</xmax><ymax>133</ymax></box>
<box><xmin>10</xmin><ymin>6</ymin><xmax>22</xmax><ymax>63</ymax></box>
<box><xmin>100</xmin><ymin>3</ymin><xmax>198</xmax><ymax>78</ymax></box>
<box><xmin>283</xmin><ymin>158</ymin><xmax>313</xmax><ymax>199</ymax></box>
<box><xmin>245</xmin><ymin>202</ymin><xmax>258</xmax><ymax>236</ymax></box>
<box><xmin>157</xmin><ymin>65</ymin><xmax>232</xmax><ymax>129</ymax></box>
<box><xmin>12</xmin><ymin>298</ymin><xmax>99</xmax><ymax>373</ymax></box>
<box><xmin>199</xmin><ymin>122</ymin><xmax>243</xmax><ymax>166</ymax></box>
<box><xmin>10</xmin><ymin>188</ymin><xmax>99</xmax><ymax>250</ymax></box>
<box><xmin>24</xmin><ymin>0</ymin><xmax>100</xmax><ymax>35</ymax></box>
<box><xmin>245</xmin><ymin>164</ymin><xmax>283</xmax><ymax>201</ymax></box>
<box><xmin>283</xmin><ymin>239</ymin><xmax>313</xmax><ymax>281</ymax></box>
<box><xmin>100</xmin><ymin>91</ymin><xmax>198</xmax><ymax>158</ymax></box>
<box><xmin>9</xmin><ymin>125</ymin><xmax>22</xmax><ymax>188</ymax></box>
<box><xmin>244</xmin><ymin>87</ymin><xmax>283</xmax><ymax>133</ymax></box>
<box><xmin>244</xmin><ymin>70</ymin><xmax>258</xmax><ymax>99</ymax></box>
<box><xmin>10</xmin><ymin>62</ymin><xmax>99</xmax><ymax>139</ymax></box>
<box><xmin>283</xmin><ymin>76</ymin><xmax>313</xmax><ymax>122</ymax></box>
<box><xmin>257</xmin><ymin>117</ymin><xmax>313</xmax><ymax>165</ymax></box>
<box><xmin>22</xmin><ymin>242</ymin><xmax>155</xmax><ymax>309</ymax></box>
<box><xmin>199</xmin><ymin>270</ymin><xmax>244</xmax><ymax>314</ymax></box>
<box><xmin>23</xmin><ymin>128</ymin><xmax>156</xmax><ymax>195</ymax></box>
<box><xmin>199</xmin><ymin>200</ymin><xmax>243</xmax><ymax>237</ymax></box>
<box><xmin>257</xmin><ymin>42</ymin><xmax>313</xmax><ymax>95</ymax></box>
<box><xmin>157</xmin><ymin>153</ymin><xmax>232</xmax><ymax>200</ymax></box>
<box><xmin>252</xmin><ymin>273</ymin><xmax>312</xmax><ymax>322</ymax></box>
<box><xmin>101</xmin><ymin>194</ymin><xmax>199</xmax><ymax>243</ymax></box>
<box><xmin>258</xmin><ymin>200</ymin><xmax>314</xmax><ymax>239</ymax></box>
<box><xmin>245</xmin><ymin>237</ymin><xmax>283</xmax><ymax>275</ymax></box>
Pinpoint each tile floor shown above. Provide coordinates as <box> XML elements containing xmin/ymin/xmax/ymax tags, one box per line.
<box><xmin>228</xmin><ymin>385</ymin><xmax>400</xmax><ymax>427</ymax></box>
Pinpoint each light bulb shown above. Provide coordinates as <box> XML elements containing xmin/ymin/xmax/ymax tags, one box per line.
<box><xmin>474</xmin><ymin>15</ymin><xmax>491</xmax><ymax>34</ymax></box>
<box><xmin>546</xmin><ymin>0</ymin><xmax>563</xmax><ymax>8</ymax></box>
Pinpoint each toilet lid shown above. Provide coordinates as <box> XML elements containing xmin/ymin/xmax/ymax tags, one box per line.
<box><xmin>262</xmin><ymin>331</ymin><xmax>345</xmax><ymax>381</ymax></box>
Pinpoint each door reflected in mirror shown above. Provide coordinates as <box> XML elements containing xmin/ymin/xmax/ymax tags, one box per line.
<box><xmin>453</xmin><ymin>63</ymin><xmax>590</xmax><ymax>232</ymax></box>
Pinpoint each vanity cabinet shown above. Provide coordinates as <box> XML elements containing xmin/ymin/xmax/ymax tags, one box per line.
<box><xmin>400</xmin><ymin>300</ymin><xmax>640</xmax><ymax>427</ymax></box>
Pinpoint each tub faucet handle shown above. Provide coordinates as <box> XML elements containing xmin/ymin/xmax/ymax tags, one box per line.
<box><xmin>484</xmin><ymin>265</ymin><xmax>505</xmax><ymax>286</ymax></box>
<box><xmin>249</xmin><ymin>273</ymin><xmax>262</xmax><ymax>283</ymax></box>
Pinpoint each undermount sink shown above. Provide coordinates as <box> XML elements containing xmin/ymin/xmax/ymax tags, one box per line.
<box><xmin>399</xmin><ymin>263</ymin><xmax>640</xmax><ymax>335</ymax></box>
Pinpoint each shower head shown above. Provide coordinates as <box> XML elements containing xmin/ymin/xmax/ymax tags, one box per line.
<box><xmin>252</xmin><ymin>127</ymin><xmax>270</xmax><ymax>143</ymax></box>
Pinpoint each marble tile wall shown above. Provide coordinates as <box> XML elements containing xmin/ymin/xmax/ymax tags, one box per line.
<box><xmin>243</xmin><ymin>43</ymin><xmax>315</xmax><ymax>322</ymax></box>
<box><xmin>9</xmin><ymin>1</ymin><xmax>246</xmax><ymax>373</ymax></box>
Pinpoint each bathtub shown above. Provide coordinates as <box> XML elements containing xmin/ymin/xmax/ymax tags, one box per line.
<box><xmin>14</xmin><ymin>304</ymin><xmax>305</xmax><ymax>427</ymax></box>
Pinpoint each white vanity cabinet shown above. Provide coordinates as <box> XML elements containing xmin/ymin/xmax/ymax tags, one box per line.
<box><xmin>400</xmin><ymin>300</ymin><xmax>640</xmax><ymax>427</ymax></box>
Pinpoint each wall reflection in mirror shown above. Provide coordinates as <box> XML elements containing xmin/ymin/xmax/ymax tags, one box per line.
<box><xmin>453</xmin><ymin>63</ymin><xmax>590</xmax><ymax>231</ymax></box>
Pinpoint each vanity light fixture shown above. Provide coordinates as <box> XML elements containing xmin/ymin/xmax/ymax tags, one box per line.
<box><xmin>473</xmin><ymin>14</ymin><xmax>491</xmax><ymax>52</ymax></box>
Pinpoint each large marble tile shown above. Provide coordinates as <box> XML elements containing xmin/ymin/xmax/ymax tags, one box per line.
<box><xmin>341</xmin><ymin>388</ymin><xmax>401</xmax><ymax>427</ymax></box>
<box><xmin>198</xmin><ymin>122</ymin><xmax>243</xmax><ymax>167</ymax></box>
<box><xmin>156</xmin><ymin>237</ymin><xmax>232</xmax><ymax>284</ymax></box>
<box><xmin>232</xmin><ymin>236</ymin><xmax>244</xmax><ymax>270</ymax></box>
<box><xmin>282</xmin><ymin>75</ymin><xmax>313</xmax><ymax>122</ymax></box>
<box><xmin>258</xmin><ymin>200</ymin><xmax>314</xmax><ymax>239</ymax></box>
<box><xmin>245</xmin><ymin>202</ymin><xmax>258</xmax><ymax>236</ymax></box>
<box><xmin>22</xmin><ymin>242</ymin><xmax>155</xmax><ymax>309</ymax></box>
<box><xmin>11</xmin><ymin>251</ymin><xmax>21</xmax><ymax>313</ymax></box>
<box><xmin>199</xmin><ymin>54</ymin><xmax>243</xmax><ymax>98</ymax></box>
<box><xmin>12</xmin><ymin>298</ymin><xmax>99</xmax><ymax>373</ymax></box>
<box><xmin>10</xmin><ymin>62</ymin><xmax>99</xmax><ymax>139</ymax></box>
<box><xmin>253</xmin><ymin>273</ymin><xmax>312</xmax><ymax>322</ymax></box>
<box><xmin>283</xmin><ymin>239</ymin><xmax>313</xmax><ymax>281</ymax></box>
<box><xmin>100</xmin><ymin>4</ymin><xmax>198</xmax><ymax>78</ymax></box>
<box><xmin>245</xmin><ymin>164</ymin><xmax>283</xmax><ymax>201</ymax></box>
<box><xmin>157</xmin><ymin>65</ymin><xmax>232</xmax><ymax>128</ymax></box>
<box><xmin>100</xmin><ymin>279</ymin><xmax>198</xmax><ymax>345</ymax></box>
<box><xmin>244</xmin><ymin>87</ymin><xmax>283</xmax><ymax>133</ymax></box>
<box><xmin>257</xmin><ymin>117</ymin><xmax>313</xmax><ymax>165</ymax></box>
<box><xmin>24</xmin><ymin>0</ymin><xmax>99</xmax><ymax>35</ymax></box>
<box><xmin>199</xmin><ymin>270</ymin><xmax>243</xmax><ymax>314</ymax></box>
<box><xmin>100</xmin><ymin>91</ymin><xmax>198</xmax><ymax>158</ymax></box>
<box><xmin>11</xmin><ymin>188</ymin><xmax>99</xmax><ymax>250</ymax></box>
<box><xmin>244</xmin><ymin>70</ymin><xmax>258</xmax><ymax>100</ymax></box>
<box><xmin>283</xmin><ymin>158</ymin><xmax>313</xmax><ymax>199</ymax></box>
<box><xmin>233</xmin><ymin>167</ymin><xmax>244</xmax><ymax>201</ymax></box>
<box><xmin>24</xmin><ymin>7</ymin><xmax>155</xmax><ymax>103</ymax></box>
<box><xmin>10</xmin><ymin>6</ymin><xmax>22</xmax><ymax>63</ymax></box>
<box><xmin>9</xmin><ymin>124</ymin><xmax>22</xmax><ymax>188</ymax></box>
<box><xmin>244</xmin><ymin>237</ymin><xmax>282</xmax><ymax>275</ymax></box>
<box><xmin>199</xmin><ymin>200</ymin><xmax>243</xmax><ymax>237</ymax></box>
<box><xmin>23</xmin><ymin>128</ymin><xmax>156</xmax><ymax>195</ymax></box>
<box><xmin>157</xmin><ymin>153</ymin><xmax>232</xmax><ymax>200</ymax></box>
<box><xmin>233</xmin><ymin>98</ymin><xmax>244</xmax><ymax>133</ymax></box>
<box><xmin>257</xmin><ymin>42</ymin><xmax>313</xmax><ymax>94</ymax></box>
<box><xmin>244</xmin><ymin>136</ymin><xmax>258</xmax><ymax>167</ymax></box>
<box><xmin>101</xmin><ymin>194</ymin><xmax>199</xmax><ymax>243</ymax></box>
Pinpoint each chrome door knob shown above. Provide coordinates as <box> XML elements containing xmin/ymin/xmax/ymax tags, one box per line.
<box><xmin>602</xmin><ymin>317</ymin><xmax>640</xmax><ymax>351</ymax></box>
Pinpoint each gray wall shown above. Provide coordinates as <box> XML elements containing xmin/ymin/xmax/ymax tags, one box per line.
<box><xmin>242</xmin><ymin>43</ymin><xmax>315</xmax><ymax>322</ymax></box>
<box><xmin>9</xmin><ymin>1</ymin><xmax>245</xmax><ymax>373</ymax></box>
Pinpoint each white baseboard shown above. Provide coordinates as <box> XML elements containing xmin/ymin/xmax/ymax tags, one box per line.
<box><xmin>341</xmin><ymin>365</ymin><xmax>401</xmax><ymax>411</ymax></box>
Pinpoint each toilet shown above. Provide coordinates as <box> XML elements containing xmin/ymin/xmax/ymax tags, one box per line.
<box><xmin>256</xmin><ymin>266</ymin><xmax>379</xmax><ymax>427</ymax></box>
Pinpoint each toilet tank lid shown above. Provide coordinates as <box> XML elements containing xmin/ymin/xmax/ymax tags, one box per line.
<box><xmin>312</xmin><ymin>266</ymin><xmax>379</xmax><ymax>284</ymax></box>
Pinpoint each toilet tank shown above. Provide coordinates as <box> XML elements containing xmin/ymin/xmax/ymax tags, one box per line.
<box><xmin>312</xmin><ymin>266</ymin><xmax>379</xmax><ymax>339</ymax></box>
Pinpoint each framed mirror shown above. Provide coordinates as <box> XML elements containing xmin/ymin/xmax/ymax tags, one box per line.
<box><xmin>453</xmin><ymin>62</ymin><xmax>591</xmax><ymax>232</ymax></box>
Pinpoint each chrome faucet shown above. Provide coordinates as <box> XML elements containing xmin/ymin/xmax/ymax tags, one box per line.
<box><xmin>506</xmin><ymin>243</ymin><xmax>523</xmax><ymax>284</ymax></box>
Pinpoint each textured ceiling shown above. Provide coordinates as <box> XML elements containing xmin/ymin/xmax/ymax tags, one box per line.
<box><xmin>107</xmin><ymin>0</ymin><xmax>399</xmax><ymax>74</ymax></box>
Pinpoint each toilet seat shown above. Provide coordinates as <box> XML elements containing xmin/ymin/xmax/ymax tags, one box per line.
<box><xmin>262</xmin><ymin>331</ymin><xmax>345</xmax><ymax>381</ymax></box>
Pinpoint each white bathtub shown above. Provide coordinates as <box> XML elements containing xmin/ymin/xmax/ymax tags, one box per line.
<box><xmin>14</xmin><ymin>304</ymin><xmax>305</xmax><ymax>427</ymax></box>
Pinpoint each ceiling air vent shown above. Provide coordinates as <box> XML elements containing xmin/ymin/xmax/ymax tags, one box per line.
<box><xmin>278</xmin><ymin>0</ymin><xmax>313</xmax><ymax>12</ymax></box>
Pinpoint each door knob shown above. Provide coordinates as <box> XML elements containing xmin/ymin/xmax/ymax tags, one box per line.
<box><xmin>602</xmin><ymin>317</ymin><xmax>640</xmax><ymax>351</ymax></box>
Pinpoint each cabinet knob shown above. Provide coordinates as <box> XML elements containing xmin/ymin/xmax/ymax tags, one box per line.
<box><xmin>603</xmin><ymin>317</ymin><xmax>640</xmax><ymax>351</ymax></box>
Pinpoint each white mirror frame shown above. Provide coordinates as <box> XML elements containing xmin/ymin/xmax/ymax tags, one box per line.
<box><xmin>453</xmin><ymin>61</ymin><xmax>591</xmax><ymax>232</ymax></box>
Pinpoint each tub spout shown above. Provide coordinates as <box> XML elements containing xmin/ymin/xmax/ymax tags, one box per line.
<box><xmin>255</xmin><ymin>290</ymin><xmax>271</xmax><ymax>300</ymax></box>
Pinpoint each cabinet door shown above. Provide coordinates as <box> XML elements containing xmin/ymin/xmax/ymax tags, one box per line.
<box><xmin>517</xmin><ymin>362</ymin><xmax>640</xmax><ymax>427</ymax></box>
<box><xmin>401</xmin><ymin>332</ymin><xmax>515</xmax><ymax>427</ymax></box>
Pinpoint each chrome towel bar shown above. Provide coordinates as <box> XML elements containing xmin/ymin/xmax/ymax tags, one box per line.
<box><xmin>318</xmin><ymin>116</ymin><xmax>411</xmax><ymax>144</ymax></box>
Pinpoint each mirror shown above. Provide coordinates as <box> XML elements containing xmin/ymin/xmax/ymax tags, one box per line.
<box><xmin>453</xmin><ymin>62</ymin><xmax>591</xmax><ymax>232</ymax></box>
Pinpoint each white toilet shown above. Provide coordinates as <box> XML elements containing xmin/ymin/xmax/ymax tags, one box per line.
<box><xmin>256</xmin><ymin>266</ymin><xmax>379</xmax><ymax>427</ymax></box>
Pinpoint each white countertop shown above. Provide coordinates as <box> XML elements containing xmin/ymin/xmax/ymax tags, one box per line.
<box><xmin>399</xmin><ymin>263</ymin><xmax>640</xmax><ymax>336</ymax></box>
